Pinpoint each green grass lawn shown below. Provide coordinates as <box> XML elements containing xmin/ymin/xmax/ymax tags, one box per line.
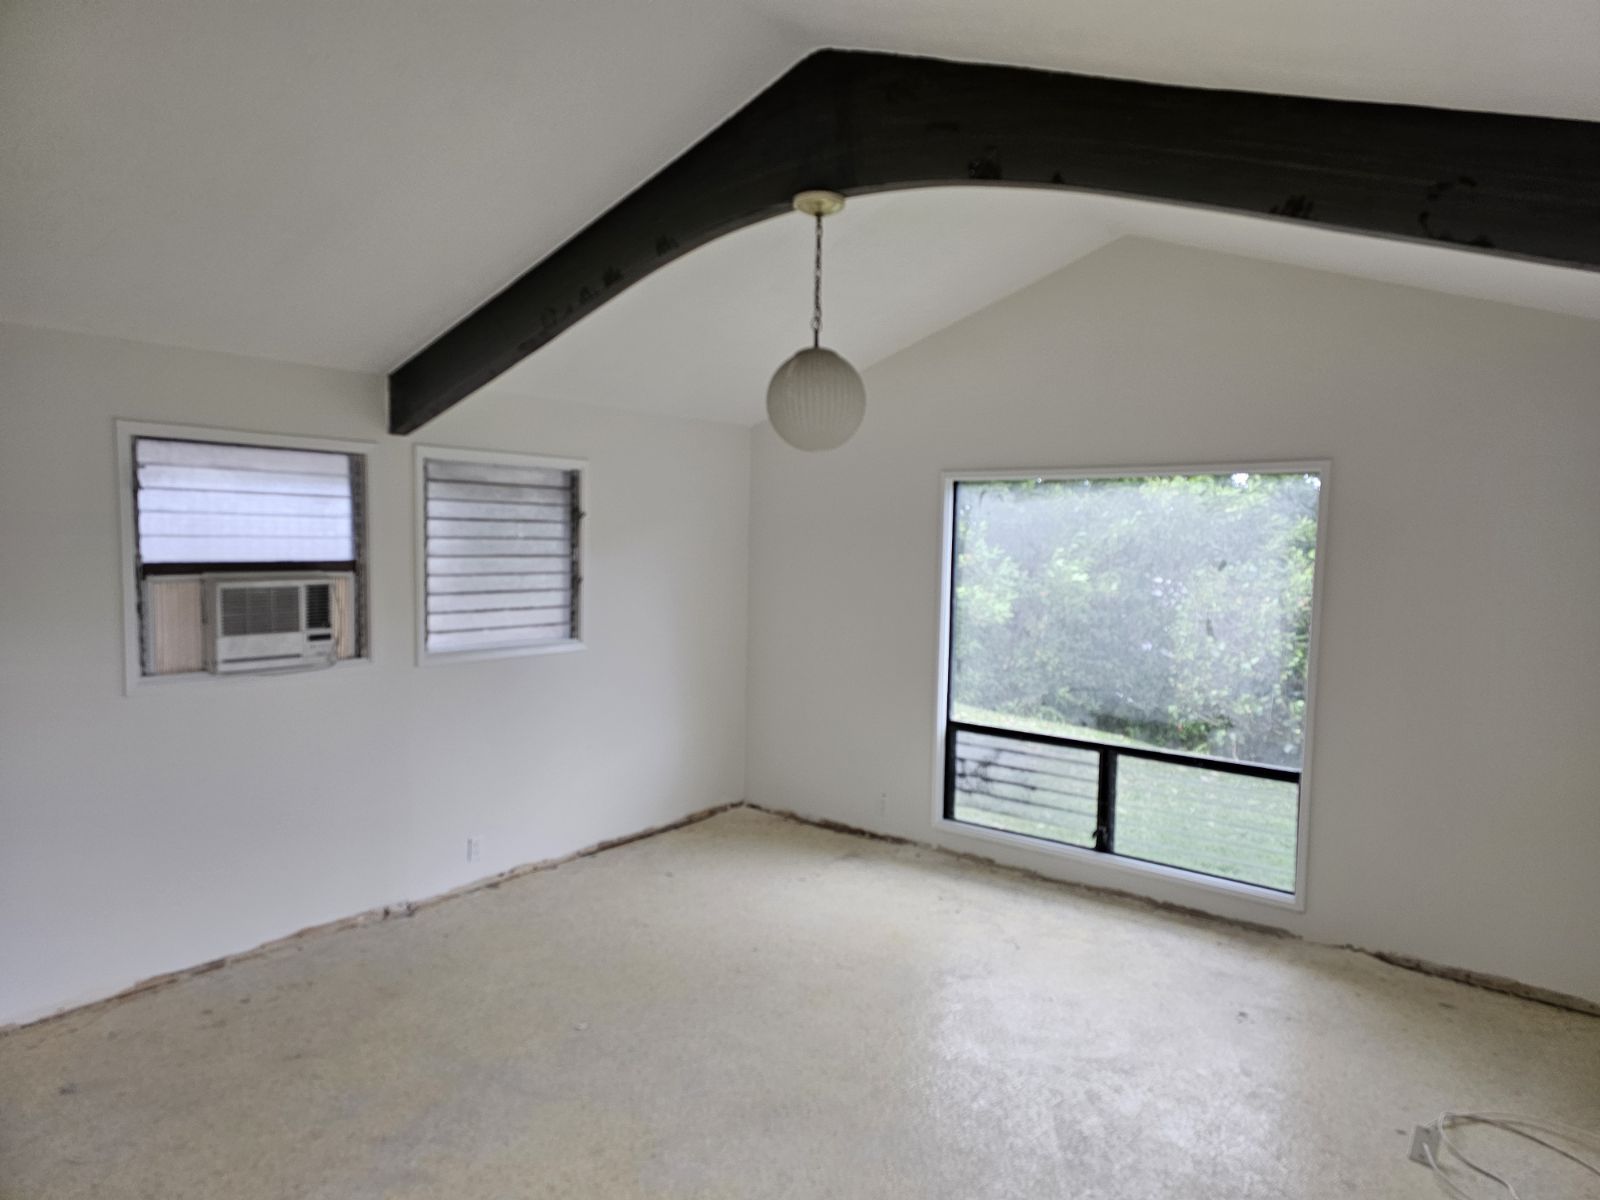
<box><xmin>951</xmin><ymin>704</ymin><xmax>1298</xmax><ymax>892</ymax></box>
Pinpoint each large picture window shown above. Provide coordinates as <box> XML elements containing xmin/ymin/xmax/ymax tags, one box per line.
<box><xmin>939</xmin><ymin>467</ymin><xmax>1326</xmax><ymax>897</ymax></box>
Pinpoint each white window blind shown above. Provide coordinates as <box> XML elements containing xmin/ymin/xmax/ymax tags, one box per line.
<box><xmin>422</xmin><ymin>456</ymin><xmax>580</xmax><ymax>655</ymax></box>
<box><xmin>134</xmin><ymin>438</ymin><xmax>356</xmax><ymax>564</ymax></box>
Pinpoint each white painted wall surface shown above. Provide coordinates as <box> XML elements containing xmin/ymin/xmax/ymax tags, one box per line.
<box><xmin>747</xmin><ymin>238</ymin><xmax>1600</xmax><ymax>1003</ymax></box>
<box><xmin>0</xmin><ymin>323</ymin><xmax>750</xmax><ymax>1025</ymax></box>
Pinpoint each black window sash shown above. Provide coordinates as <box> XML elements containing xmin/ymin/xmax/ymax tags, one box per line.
<box><xmin>942</xmin><ymin>720</ymin><xmax>1300</xmax><ymax>887</ymax></box>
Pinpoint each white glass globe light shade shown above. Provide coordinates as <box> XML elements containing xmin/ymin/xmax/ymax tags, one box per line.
<box><xmin>766</xmin><ymin>347</ymin><xmax>866</xmax><ymax>452</ymax></box>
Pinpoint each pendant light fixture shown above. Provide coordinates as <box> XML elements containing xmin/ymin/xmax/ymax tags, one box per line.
<box><xmin>765</xmin><ymin>190</ymin><xmax>866</xmax><ymax>452</ymax></box>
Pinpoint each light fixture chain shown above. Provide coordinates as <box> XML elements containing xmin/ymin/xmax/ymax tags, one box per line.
<box><xmin>812</xmin><ymin>213</ymin><xmax>823</xmax><ymax>349</ymax></box>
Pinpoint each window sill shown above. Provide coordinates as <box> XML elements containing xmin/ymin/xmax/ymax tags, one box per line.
<box><xmin>128</xmin><ymin>657</ymin><xmax>372</xmax><ymax>695</ymax></box>
<box><xmin>932</xmin><ymin>814</ymin><xmax>1306</xmax><ymax>912</ymax></box>
<box><xmin>416</xmin><ymin>638</ymin><xmax>586</xmax><ymax>668</ymax></box>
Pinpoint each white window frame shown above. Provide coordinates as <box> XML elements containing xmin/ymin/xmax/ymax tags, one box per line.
<box><xmin>931</xmin><ymin>460</ymin><xmax>1331</xmax><ymax>912</ymax></box>
<box><xmin>115</xmin><ymin>419</ymin><xmax>375</xmax><ymax>696</ymax></box>
<box><xmin>413</xmin><ymin>444</ymin><xmax>586</xmax><ymax>667</ymax></box>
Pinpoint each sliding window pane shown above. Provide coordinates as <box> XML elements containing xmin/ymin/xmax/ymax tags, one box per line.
<box><xmin>950</xmin><ymin>727</ymin><xmax>1098</xmax><ymax>848</ymax></box>
<box><xmin>1113</xmin><ymin>757</ymin><xmax>1298</xmax><ymax>892</ymax></box>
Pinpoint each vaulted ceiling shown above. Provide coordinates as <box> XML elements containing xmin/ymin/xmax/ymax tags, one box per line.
<box><xmin>3</xmin><ymin>0</ymin><xmax>1596</xmax><ymax>420</ymax></box>
<box><xmin>756</xmin><ymin>0</ymin><xmax>1600</xmax><ymax>119</ymax></box>
<box><xmin>487</xmin><ymin>187</ymin><xmax>1600</xmax><ymax>427</ymax></box>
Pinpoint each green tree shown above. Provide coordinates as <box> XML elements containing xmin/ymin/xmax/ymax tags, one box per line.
<box><xmin>951</xmin><ymin>472</ymin><xmax>1319</xmax><ymax>768</ymax></box>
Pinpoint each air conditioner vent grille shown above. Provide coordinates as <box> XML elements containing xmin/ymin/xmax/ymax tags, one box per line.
<box><xmin>221</xmin><ymin>585</ymin><xmax>301</xmax><ymax>636</ymax></box>
<box><xmin>304</xmin><ymin>583</ymin><xmax>331</xmax><ymax>630</ymax></box>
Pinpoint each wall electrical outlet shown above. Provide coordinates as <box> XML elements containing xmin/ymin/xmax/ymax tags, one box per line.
<box><xmin>466</xmin><ymin>836</ymin><xmax>482</xmax><ymax>864</ymax></box>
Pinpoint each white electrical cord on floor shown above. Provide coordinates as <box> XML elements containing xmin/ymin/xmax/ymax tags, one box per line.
<box><xmin>1413</xmin><ymin>1111</ymin><xmax>1600</xmax><ymax>1199</ymax></box>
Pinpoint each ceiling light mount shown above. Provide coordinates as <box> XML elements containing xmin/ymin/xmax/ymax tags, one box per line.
<box><xmin>765</xmin><ymin>190</ymin><xmax>865</xmax><ymax>453</ymax></box>
<box><xmin>792</xmin><ymin>189</ymin><xmax>846</xmax><ymax>218</ymax></box>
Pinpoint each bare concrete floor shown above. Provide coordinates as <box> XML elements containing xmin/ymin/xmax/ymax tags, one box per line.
<box><xmin>3</xmin><ymin>808</ymin><xmax>1597</xmax><ymax>1199</ymax></box>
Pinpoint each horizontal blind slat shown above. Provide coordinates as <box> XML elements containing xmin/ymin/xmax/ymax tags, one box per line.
<box><xmin>140</xmin><ymin>535</ymin><xmax>355</xmax><ymax>563</ymax></box>
<box><xmin>427</xmin><ymin>537</ymin><xmax>571</xmax><ymax>557</ymax></box>
<box><xmin>427</xmin><ymin>626</ymin><xmax>574</xmax><ymax>653</ymax></box>
<box><xmin>136</xmin><ymin>439</ymin><xmax>351</xmax><ymax>477</ymax></box>
<box><xmin>957</xmin><ymin>729</ymin><xmax>1101</xmax><ymax>762</ymax></box>
<box><xmin>425</xmin><ymin>461</ymin><xmax>571</xmax><ymax>487</ymax></box>
<box><xmin>427</xmin><ymin>572</ymin><xmax>571</xmax><ymax>594</ymax></box>
<box><xmin>954</xmin><ymin>775</ymin><xmax>1097</xmax><ymax>811</ymax></box>
<box><xmin>428</xmin><ymin>609</ymin><xmax>570</xmax><ymax>633</ymax></box>
<box><xmin>426</xmin><ymin>481</ymin><xmax>572</xmax><ymax>504</ymax></box>
<box><xmin>955</xmin><ymin>749</ymin><xmax>1100</xmax><ymax>788</ymax></box>
<box><xmin>137</xmin><ymin>464</ymin><xmax>351</xmax><ymax>497</ymax></box>
<box><xmin>426</xmin><ymin>499</ymin><xmax>568</xmax><ymax>521</ymax></box>
<box><xmin>139</xmin><ymin>512</ymin><xmax>351</xmax><ymax>538</ymax></box>
<box><xmin>135</xmin><ymin>488</ymin><xmax>352</xmax><ymax>518</ymax></box>
<box><xmin>426</xmin><ymin>518</ymin><xmax>569</xmax><ymax>539</ymax></box>
<box><xmin>426</xmin><ymin>591</ymin><xmax>570</xmax><ymax>614</ymax></box>
<box><xmin>426</xmin><ymin>555</ymin><xmax>573</xmax><ymax>575</ymax></box>
<box><xmin>955</xmin><ymin>787</ymin><xmax>1098</xmax><ymax>822</ymax></box>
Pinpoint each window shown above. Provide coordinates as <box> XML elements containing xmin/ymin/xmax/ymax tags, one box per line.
<box><xmin>415</xmin><ymin>447</ymin><xmax>584</xmax><ymax>663</ymax></box>
<box><xmin>938</xmin><ymin>466</ymin><xmax>1326</xmax><ymax>900</ymax></box>
<box><xmin>118</xmin><ymin>423</ymin><xmax>370</xmax><ymax>688</ymax></box>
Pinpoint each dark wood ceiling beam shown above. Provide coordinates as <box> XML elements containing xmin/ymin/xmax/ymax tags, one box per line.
<box><xmin>389</xmin><ymin>49</ymin><xmax>1600</xmax><ymax>434</ymax></box>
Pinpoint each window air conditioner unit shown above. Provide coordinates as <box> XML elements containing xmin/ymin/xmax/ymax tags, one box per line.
<box><xmin>203</xmin><ymin>574</ymin><xmax>346</xmax><ymax>674</ymax></box>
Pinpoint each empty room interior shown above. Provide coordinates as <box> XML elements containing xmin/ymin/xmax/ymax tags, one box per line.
<box><xmin>3</xmin><ymin>2</ymin><xmax>1599</xmax><ymax>1196</ymax></box>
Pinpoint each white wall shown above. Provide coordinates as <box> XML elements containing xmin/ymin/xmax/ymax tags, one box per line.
<box><xmin>7</xmin><ymin>235</ymin><xmax>1598</xmax><ymax>1023</ymax></box>
<box><xmin>0</xmin><ymin>322</ymin><xmax>750</xmax><ymax>1025</ymax></box>
<box><xmin>747</xmin><ymin>238</ymin><xmax>1600</xmax><ymax>1004</ymax></box>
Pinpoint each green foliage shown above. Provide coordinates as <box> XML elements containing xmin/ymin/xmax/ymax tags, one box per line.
<box><xmin>951</xmin><ymin>472</ymin><xmax>1319</xmax><ymax>768</ymax></box>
